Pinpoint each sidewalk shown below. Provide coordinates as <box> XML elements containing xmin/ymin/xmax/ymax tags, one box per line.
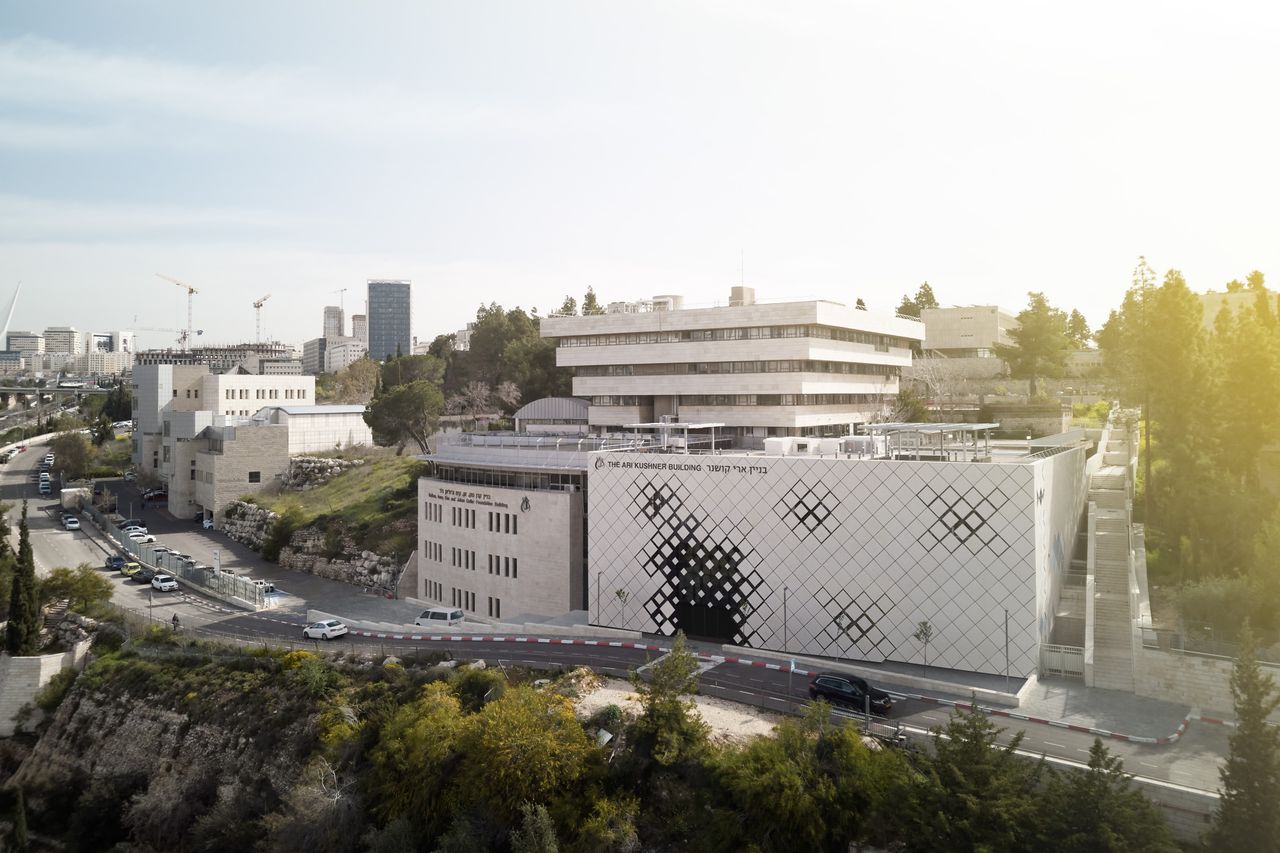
<box><xmin>1015</xmin><ymin>677</ymin><xmax>1192</xmax><ymax>740</ymax></box>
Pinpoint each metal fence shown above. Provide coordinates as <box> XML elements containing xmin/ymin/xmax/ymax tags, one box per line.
<box><xmin>1140</xmin><ymin>626</ymin><xmax>1280</xmax><ymax>665</ymax></box>
<box><xmin>1039</xmin><ymin>642</ymin><xmax>1085</xmax><ymax>678</ymax></box>
<box><xmin>82</xmin><ymin>504</ymin><xmax>266</xmax><ymax>609</ymax></box>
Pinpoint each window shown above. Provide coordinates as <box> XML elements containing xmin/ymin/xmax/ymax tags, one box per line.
<box><xmin>512</xmin><ymin>558</ymin><xmax>518</xmax><ymax>579</ymax></box>
<box><xmin>194</xmin><ymin>389</ymin><xmax>199</xmax><ymax>399</ymax></box>
<box><xmin>190</xmin><ymin>469</ymin><xmax>195</xmax><ymax>480</ymax></box>
<box><xmin>226</xmin><ymin>389</ymin><xmax>233</xmax><ymax>400</ymax></box>
<box><xmin>185</xmin><ymin>389</ymin><xmax>191</xmax><ymax>398</ymax></box>
<box><xmin>248</xmin><ymin>471</ymin><xmax>261</xmax><ymax>484</ymax></box>
<box><xmin>162</xmin><ymin>446</ymin><xmax>170</xmax><ymax>462</ymax></box>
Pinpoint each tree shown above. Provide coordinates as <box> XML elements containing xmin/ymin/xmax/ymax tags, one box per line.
<box><xmin>317</xmin><ymin>358</ymin><xmax>381</xmax><ymax>405</ymax></box>
<box><xmin>1208</xmin><ymin>624</ymin><xmax>1280</xmax><ymax>852</ymax></box>
<box><xmin>11</xmin><ymin>785</ymin><xmax>29</xmax><ymax>853</ymax></box>
<box><xmin>91</xmin><ymin>414</ymin><xmax>114</xmax><ymax>446</ymax></box>
<box><xmin>914</xmin><ymin>281</ymin><xmax>939</xmax><ymax>312</ymax></box>
<box><xmin>582</xmin><ymin>287</ymin><xmax>603</xmax><ymax>316</ymax></box>
<box><xmin>368</xmin><ymin>682</ymin><xmax>465</xmax><ymax>841</ymax></box>
<box><xmin>912</xmin><ymin>621</ymin><xmax>934</xmax><ymax>677</ymax></box>
<box><xmin>381</xmin><ymin>354</ymin><xmax>445</xmax><ymax>391</ymax></box>
<box><xmin>364</xmin><ymin>380</ymin><xmax>444</xmax><ymax>454</ymax></box>
<box><xmin>855</xmin><ymin>298</ymin><xmax>867</xmax><ymax>310</ymax></box>
<box><xmin>50</xmin><ymin>431</ymin><xmax>92</xmax><ymax>480</ymax></box>
<box><xmin>557</xmin><ymin>295</ymin><xmax>578</xmax><ymax>317</ymax></box>
<box><xmin>630</xmin><ymin>631</ymin><xmax>709</xmax><ymax>765</ymax></box>
<box><xmin>994</xmin><ymin>292</ymin><xmax>1070</xmax><ymax>398</ymax></box>
<box><xmin>1039</xmin><ymin>739</ymin><xmax>1177</xmax><ymax>852</ymax></box>
<box><xmin>454</xmin><ymin>685</ymin><xmax>594</xmax><ymax>822</ymax></box>
<box><xmin>5</xmin><ymin>504</ymin><xmax>41</xmax><ymax>655</ymax></box>
<box><xmin>39</xmin><ymin>563</ymin><xmax>114</xmax><ymax>612</ymax></box>
<box><xmin>570</xmin><ymin>796</ymin><xmax>639</xmax><ymax>853</ymax></box>
<box><xmin>1066</xmin><ymin>309</ymin><xmax>1092</xmax><ymax>347</ymax></box>
<box><xmin>897</xmin><ymin>701</ymin><xmax>1044</xmax><ymax>852</ymax></box>
<box><xmin>510</xmin><ymin>803</ymin><xmax>559</xmax><ymax>853</ymax></box>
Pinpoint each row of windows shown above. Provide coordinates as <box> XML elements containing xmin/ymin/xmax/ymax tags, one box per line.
<box><xmin>678</xmin><ymin>393</ymin><xmax>886</xmax><ymax>407</ymax></box>
<box><xmin>424</xmin><ymin>503</ymin><xmax>442</xmax><ymax>523</ymax></box>
<box><xmin>487</xmin><ymin>554</ymin><xmax>518</xmax><ymax>578</ymax></box>
<box><xmin>424</xmin><ymin>541</ymin><xmax>443</xmax><ymax>562</ymax></box>
<box><xmin>426</xmin><ymin>580</ymin><xmax>443</xmax><ymax>600</ymax></box>
<box><xmin>489</xmin><ymin>511</ymin><xmax>518</xmax><ymax>534</ymax></box>
<box><xmin>557</xmin><ymin>324</ymin><xmax>911</xmax><ymax>350</ymax></box>
<box><xmin>176</xmin><ymin>388</ymin><xmax>200</xmax><ymax>399</ymax></box>
<box><xmin>452</xmin><ymin>588</ymin><xmax>476</xmax><ymax>610</ymax></box>
<box><xmin>222</xmin><ymin>387</ymin><xmax>308</xmax><ymax>400</ymax></box>
<box><xmin>452</xmin><ymin>506</ymin><xmax>477</xmax><ymax>529</ymax></box>
<box><xmin>428</xmin><ymin>465</ymin><xmax>585</xmax><ymax>493</ymax></box>
<box><xmin>576</xmin><ymin>360</ymin><xmax>899</xmax><ymax>378</ymax></box>
<box><xmin>451</xmin><ymin>547</ymin><xmax>476</xmax><ymax>570</ymax></box>
<box><xmin>488</xmin><ymin>596</ymin><xmax>502</xmax><ymax>619</ymax></box>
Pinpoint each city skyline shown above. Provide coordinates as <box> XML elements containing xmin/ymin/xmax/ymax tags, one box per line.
<box><xmin>3</xmin><ymin>2</ymin><xmax>1280</xmax><ymax>350</ymax></box>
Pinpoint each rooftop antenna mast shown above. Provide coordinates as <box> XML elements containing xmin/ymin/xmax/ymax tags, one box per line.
<box><xmin>253</xmin><ymin>294</ymin><xmax>272</xmax><ymax>343</ymax></box>
<box><xmin>156</xmin><ymin>273</ymin><xmax>199</xmax><ymax>351</ymax></box>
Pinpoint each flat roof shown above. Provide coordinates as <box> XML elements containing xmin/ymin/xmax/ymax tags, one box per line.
<box><xmin>862</xmin><ymin>422</ymin><xmax>1001</xmax><ymax>434</ymax></box>
<box><xmin>261</xmin><ymin>405</ymin><xmax>367</xmax><ymax>415</ymax></box>
<box><xmin>624</xmin><ymin>422</ymin><xmax>726</xmax><ymax>429</ymax></box>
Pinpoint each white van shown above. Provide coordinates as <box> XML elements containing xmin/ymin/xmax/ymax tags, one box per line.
<box><xmin>414</xmin><ymin>607</ymin><xmax>464</xmax><ymax>628</ymax></box>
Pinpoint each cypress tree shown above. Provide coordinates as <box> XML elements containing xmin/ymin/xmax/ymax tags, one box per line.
<box><xmin>1208</xmin><ymin>624</ymin><xmax>1280</xmax><ymax>852</ymax></box>
<box><xmin>5</xmin><ymin>502</ymin><xmax>41</xmax><ymax>656</ymax></box>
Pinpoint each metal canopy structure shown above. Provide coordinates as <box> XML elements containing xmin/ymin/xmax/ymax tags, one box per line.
<box><xmin>862</xmin><ymin>422</ymin><xmax>1000</xmax><ymax>461</ymax></box>
<box><xmin>624</xmin><ymin>421</ymin><xmax>726</xmax><ymax>454</ymax></box>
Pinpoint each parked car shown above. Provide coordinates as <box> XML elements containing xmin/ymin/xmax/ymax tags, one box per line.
<box><xmin>151</xmin><ymin>546</ymin><xmax>174</xmax><ymax>556</ymax></box>
<box><xmin>123</xmin><ymin>471</ymin><xmax>137</xmax><ymax>482</ymax></box>
<box><xmin>151</xmin><ymin>574</ymin><xmax>178</xmax><ymax>592</ymax></box>
<box><xmin>63</xmin><ymin>517</ymin><xmax>80</xmax><ymax>531</ymax></box>
<box><xmin>105</xmin><ymin>555</ymin><xmax>126</xmax><ymax>570</ymax></box>
<box><xmin>17</xmin><ymin>445</ymin><xmax>26</xmax><ymax>452</ymax></box>
<box><xmin>119</xmin><ymin>562</ymin><xmax>142</xmax><ymax>577</ymax></box>
<box><xmin>247</xmin><ymin>579</ymin><xmax>276</xmax><ymax>594</ymax></box>
<box><xmin>202</xmin><ymin>517</ymin><xmax>214</xmax><ymax>530</ymax></box>
<box><xmin>135</xmin><ymin>567</ymin><xmax>156</xmax><ymax>583</ymax></box>
<box><xmin>807</xmin><ymin>673</ymin><xmax>894</xmax><ymax>716</ymax></box>
<box><xmin>302</xmin><ymin>619</ymin><xmax>348</xmax><ymax>641</ymax></box>
<box><xmin>38</xmin><ymin>483</ymin><xmax>50</xmax><ymax>495</ymax></box>
<box><xmin>117</xmin><ymin>518</ymin><xmax>143</xmax><ymax>529</ymax></box>
<box><xmin>121</xmin><ymin>525</ymin><xmax>148</xmax><ymax>535</ymax></box>
<box><xmin>414</xmin><ymin>607</ymin><xmax>465</xmax><ymax>628</ymax></box>
<box><xmin>128</xmin><ymin>532</ymin><xmax>157</xmax><ymax>544</ymax></box>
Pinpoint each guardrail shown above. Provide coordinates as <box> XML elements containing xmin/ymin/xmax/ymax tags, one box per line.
<box><xmin>1140</xmin><ymin>626</ymin><xmax>1280</xmax><ymax>665</ymax></box>
<box><xmin>82</xmin><ymin>504</ymin><xmax>266</xmax><ymax>609</ymax></box>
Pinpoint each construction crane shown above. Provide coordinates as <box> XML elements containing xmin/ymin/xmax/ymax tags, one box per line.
<box><xmin>156</xmin><ymin>273</ymin><xmax>199</xmax><ymax>350</ymax></box>
<box><xmin>331</xmin><ymin>287</ymin><xmax>347</xmax><ymax>312</ymax></box>
<box><xmin>133</xmin><ymin>327</ymin><xmax>203</xmax><ymax>349</ymax></box>
<box><xmin>252</xmin><ymin>294</ymin><xmax>272</xmax><ymax>342</ymax></box>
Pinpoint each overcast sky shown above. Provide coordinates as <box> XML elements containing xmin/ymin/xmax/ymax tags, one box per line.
<box><xmin>2</xmin><ymin>1</ymin><xmax>1278</xmax><ymax>351</ymax></box>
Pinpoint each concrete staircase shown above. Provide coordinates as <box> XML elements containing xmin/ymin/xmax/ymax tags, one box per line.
<box><xmin>1087</xmin><ymin>424</ymin><xmax>1139</xmax><ymax>691</ymax></box>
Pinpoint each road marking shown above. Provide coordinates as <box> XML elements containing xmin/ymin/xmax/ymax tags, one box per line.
<box><xmin>1044</xmin><ymin>741</ymin><xmax>1067</xmax><ymax>749</ymax></box>
<box><xmin>1077</xmin><ymin>748</ymin><xmax>1091</xmax><ymax>754</ymax></box>
<box><xmin>1140</xmin><ymin>761</ymin><xmax>1159</xmax><ymax>768</ymax></box>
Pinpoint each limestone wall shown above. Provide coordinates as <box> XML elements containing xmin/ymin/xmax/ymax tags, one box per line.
<box><xmin>219</xmin><ymin>500</ymin><xmax>277</xmax><ymax>551</ymax></box>
<box><xmin>1135</xmin><ymin>644</ymin><xmax>1280</xmax><ymax>722</ymax></box>
<box><xmin>0</xmin><ymin>640</ymin><xmax>92</xmax><ymax>736</ymax></box>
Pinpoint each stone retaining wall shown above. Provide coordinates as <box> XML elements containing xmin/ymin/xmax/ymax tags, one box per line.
<box><xmin>220</xmin><ymin>500</ymin><xmax>278</xmax><ymax>551</ymax></box>
<box><xmin>281</xmin><ymin>456</ymin><xmax>365</xmax><ymax>491</ymax></box>
<box><xmin>1135</xmin><ymin>645</ymin><xmax>1280</xmax><ymax>722</ymax></box>
<box><xmin>0</xmin><ymin>639</ymin><xmax>92</xmax><ymax>736</ymax></box>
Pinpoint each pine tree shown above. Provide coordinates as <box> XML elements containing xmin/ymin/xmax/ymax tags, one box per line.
<box><xmin>5</xmin><ymin>503</ymin><xmax>40</xmax><ymax>656</ymax></box>
<box><xmin>855</xmin><ymin>298</ymin><xmax>867</xmax><ymax>310</ymax></box>
<box><xmin>11</xmin><ymin>785</ymin><xmax>29</xmax><ymax>852</ymax></box>
<box><xmin>1208</xmin><ymin>624</ymin><xmax>1280</xmax><ymax>852</ymax></box>
<box><xmin>994</xmin><ymin>292</ymin><xmax>1071</xmax><ymax>398</ymax></box>
<box><xmin>582</xmin><ymin>287</ymin><xmax>602</xmax><ymax>316</ymax></box>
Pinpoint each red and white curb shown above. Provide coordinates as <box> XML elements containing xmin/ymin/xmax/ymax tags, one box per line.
<box><xmin>315</xmin><ymin>633</ymin><xmax>1230</xmax><ymax>745</ymax></box>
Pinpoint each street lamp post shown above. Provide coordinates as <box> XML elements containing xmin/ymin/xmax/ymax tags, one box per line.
<box><xmin>1003</xmin><ymin>608</ymin><xmax>1010</xmax><ymax>692</ymax></box>
<box><xmin>596</xmin><ymin>571</ymin><xmax>602</xmax><ymax>624</ymax></box>
<box><xmin>783</xmin><ymin>585</ymin><xmax>792</xmax><ymax>706</ymax></box>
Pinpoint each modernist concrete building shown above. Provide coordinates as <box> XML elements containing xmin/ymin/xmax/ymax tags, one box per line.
<box><xmin>351</xmin><ymin>314</ymin><xmax>368</xmax><ymax>345</ymax></box>
<box><xmin>919</xmin><ymin>305</ymin><xmax>1017</xmax><ymax>358</ymax></box>
<box><xmin>324</xmin><ymin>337</ymin><xmax>368</xmax><ymax>373</ymax></box>
<box><xmin>540</xmin><ymin>288</ymin><xmax>924</xmax><ymax>442</ymax></box>
<box><xmin>131</xmin><ymin>363</ymin><xmax>316</xmax><ymax>479</ymax></box>
<box><xmin>367</xmin><ymin>280</ymin><xmax>412</xmax><ymax>362</ymax></box>
<box><xmin>42</xmin><ymin>326</ymin><xmax>82</xmax><ymax>355</ymax></box>
<box><xmin>252</xmin><ymin>404</ymin><xmax>372</xmax><ymax>454</ymax></box>
<box><xmin>6</xmin><ymin>332</ymin><xmax>43</xmax><ymax>358</ymax></box>
<box><xmin>301</xmin><ymin>337</ymin><xmax>327</xmax><ymax>375</ymax></box>
<box><xmin>415</xmin><ymin>423</ymin><xmax>1090</xmax><ymax>678</ymax></box>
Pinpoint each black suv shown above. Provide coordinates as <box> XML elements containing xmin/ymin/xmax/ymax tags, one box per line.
<box><xmin>808</xmin><ymin>672</ymin><xmax>894</xmax><ymax>716</ymax></box>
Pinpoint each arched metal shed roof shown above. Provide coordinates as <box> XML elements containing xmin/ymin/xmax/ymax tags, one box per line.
<box><xmin>512</xmin><ymin>396</ymin><xmax>590</xmax><ymax>422</ymax></box>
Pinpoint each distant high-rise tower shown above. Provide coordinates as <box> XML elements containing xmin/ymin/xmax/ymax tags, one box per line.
<box><xmin>366</xmin><ymin>281</ymin><xmax>411</xmax><ymax>361</ymax></box>
<box><xmin>351</xmin><ymin>314</ymin><xmax>367</xmax><ymax>345</ymax></box>
<box><xmin>323</xmin><ymin>305</ymin><xmax>345</xmax><ymax>339</ymax></box>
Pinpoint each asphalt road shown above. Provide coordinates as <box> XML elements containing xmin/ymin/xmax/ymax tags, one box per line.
<box><xmin>1</xmin><ymin>438</ymin><xmax>1230</xmax><ymax>792</ymax></box>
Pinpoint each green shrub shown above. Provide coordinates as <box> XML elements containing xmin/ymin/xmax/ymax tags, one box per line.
<box><xmin>263</xmin><ymin>505</ymin><xmax>305</xmax><ymax>562</ymax></box>
<box><xmin>34</xmin><ymin>667</ymin><xmax>78</xmax><ymax>713</ymax></box>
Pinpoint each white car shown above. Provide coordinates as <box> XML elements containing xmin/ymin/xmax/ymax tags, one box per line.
<box><xmin>128</xmin><ymin>532</ymin><xmax>157</xmax><ymax>544</ymax></box>
<box><xmin>202</xmin><ymin>517</ymin><xmax>214</xmax><ymax>530</ymax></box>
<box><xmin>302</xmin><ymin>619</ymin><xmax>348</xmax><ymax>641</ymax></box>
<box><xmin>121</xmin><ymin>525</ymin><xmax>148</xmax><ymax>536</ymax></box>
<box><xmin>63</xmin><ymin>517</ymin><xmax>80</xmax><ymax>531</ymax></box>
<box><xmin>123</xmin><ymin>471</ymin><xmax>137</xmax><ymax>482</ymax></box>
<box><xmin>151</xmin><ymin>574</ymin><xmax>178</xmax><ymax>592</ymax></box>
